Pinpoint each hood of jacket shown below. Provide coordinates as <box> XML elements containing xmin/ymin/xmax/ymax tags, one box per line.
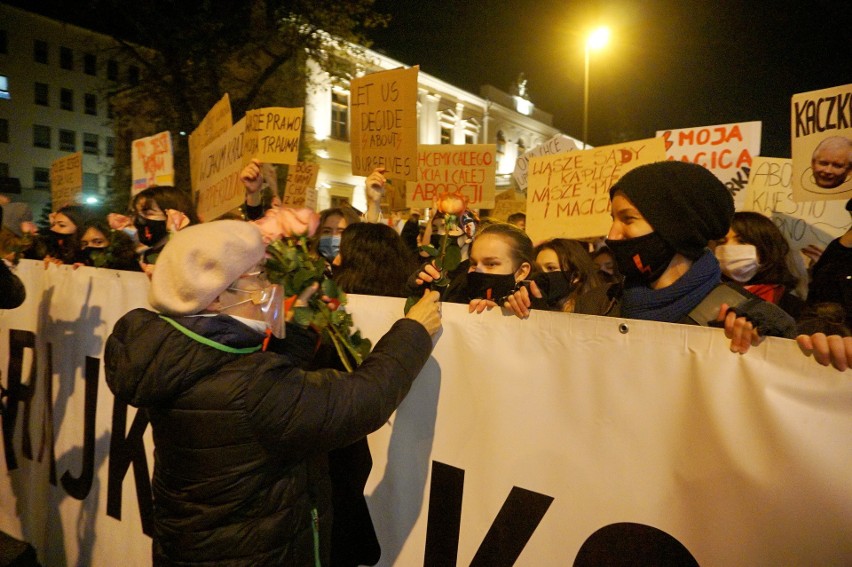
<box><xmin>105</xmin><ymin>308</ymin><xmax>265</xmax><ymax>407</ymax></box>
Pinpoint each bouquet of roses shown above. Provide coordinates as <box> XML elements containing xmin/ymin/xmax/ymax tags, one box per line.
<box><xmin>404</xmin><ymin>190</ymin><xmax>469</xmax><ymax>312</ymax></box>
<box><xmin>255</xmin><ymin>206</ymin><xmax>371</xmax><ymax>371</ymax></box>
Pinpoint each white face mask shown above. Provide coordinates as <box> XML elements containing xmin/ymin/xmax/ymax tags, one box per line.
<box><xmin>715</xmin><ymin>244</ymin><xmax>760</xmax><ymax>283</ymax></box>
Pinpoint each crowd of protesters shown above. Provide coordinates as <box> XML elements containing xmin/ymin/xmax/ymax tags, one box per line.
<box><xmin>1</xmin><ymin>159</ymin><xmax>850</xmax><ymax>565</ymax></box>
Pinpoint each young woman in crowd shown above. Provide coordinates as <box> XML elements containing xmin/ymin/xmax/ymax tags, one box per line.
<box><xmin>26</xmin><ymin>204</ymin><xmax>87</xmax><ymax>265</ymax></box>
<box><xmin>532</xmin><ymin>238</ymin><xmax>603</xmax><ymax>313</ymax></box>
<box><xmin>76</xmin><ymin>218</ymin><xmax>142</xmax><ymax>271</ymax></box>
<box><xmin>332</xmin><ymin>222</ymin><xmax>418</xmax><ymax>297</ymax></box>
<box><xmin>714</xmin><ymin>211</ymin><xmax>804</xmax><ymax>318</ymax></box>
<box><xmin>131</xmin><ymin>185</ymin><xmax>199</xmax><ymax>265</ymax></box>
<box><xmin>316</xmin><ymin>206</ymin><xmax>362</xmax><ymax>264</ymax></box>
<box><xmin>415</xmin><ymin>222</ymin><xmax>537</xmax><ymax>311</ymax></box>
<box><xmin>591</xmin><ymin>245</ymin><xmax>620</xmax><ymax>284</ymax></box>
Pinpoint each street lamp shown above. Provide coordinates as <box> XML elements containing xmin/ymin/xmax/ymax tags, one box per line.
<box><xmin>583</xmin><ymin>26</ymin><xmax>609</xmax><ymax>149</ymax></box>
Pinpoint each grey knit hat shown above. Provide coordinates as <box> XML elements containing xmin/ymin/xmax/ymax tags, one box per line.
<box><xmin>610</xmin><ymin>161</ymin><xmax>734</xmax><ymax>259</ymax></box>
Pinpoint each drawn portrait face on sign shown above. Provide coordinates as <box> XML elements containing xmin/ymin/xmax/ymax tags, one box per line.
<box><xmin>810</xmin><ymin>136</ymin><xmax>852</xmax><ymax>189</ymax></box>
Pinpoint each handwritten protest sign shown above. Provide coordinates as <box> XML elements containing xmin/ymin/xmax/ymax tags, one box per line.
<box><xmin>282</xmin><ymin>162</ymin><xmax>319</xmax><ymax>208</ymax></box>
<box><xmin>513</xmin><ymin>134</ymin><xmax>577</xmax><ymax>191</ymax></box>
<box><xmin>50</xmin><ymin>152</ymin><xmax>83</xmax><ymax>211</ymax></box>
<box><xmin>350</xmin><ymin>66</ymin><xmax>419</xmax><ymax>181</ymax></box>
<box><xmin>790</xmin><ymin>83</ymin><xmax>852</xmax><ymax>202</ymax></box>
<box><xmin>406</xmin><ymin>144</ymin><xmax>497</xmax><ymax>209</ymax></box>
<box><xmin>526</xmin><ymin>138</ymin><xmax>666</xmax><ymax>242</ymax></box>
<box><xmin>487</xmin><ymin>189</ymin><xmax>526</xmax><ymax>222</ymax></box>
<box><xmin>743</xmin><ymin>157</ymin><xmax>848</xmax><ymax>250</ymax></box>
<box><xmin>243</xmin><ymin>107</ymin><xmax>303</xmax><ymax>166</ymax></box>
<box><xmin>189</xmin><ymin>94</ymin><xmax>232</xmax><ymax>191</ymax></box>
<box><xmin>131</xmin><ymin>131</ymin><xmax>173</xmax><ymax>196</ymax></box>
<box><xmin>195</xmin><ymin>117</ymin><xmax>246</xmax><ymax>221</ymax></box>
<box><xmin>657</xmin><ymin>121</ymin><xmax>760</xmax><ymax>210</ymax></box>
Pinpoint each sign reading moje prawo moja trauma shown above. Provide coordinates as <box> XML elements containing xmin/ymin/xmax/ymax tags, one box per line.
<box><xmin>1</xmin><ymin>262</ymin><xmax>850</xmax><ymax>565</ymax></box>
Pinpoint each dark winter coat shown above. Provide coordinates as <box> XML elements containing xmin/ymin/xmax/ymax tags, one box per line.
<box><xmin>105</xmin><ymin>309</ymin><xmax>432</xmax><ymax>566</ymax></box>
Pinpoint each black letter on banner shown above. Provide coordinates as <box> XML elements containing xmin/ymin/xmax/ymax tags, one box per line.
<box><xmin>424</xmin><ymin>461</ymin><xmax>554</xmax><ymax>567</ymax></box>
<box><xmin>574</xmin><ymin>522</ymin><xmax>699</xmax><ymax>566</ymax></box>
<box><xmin>469</xmin><ymin>486</ymin><xmax>554</xmax><ymax>566</ymax></box>
<box><xmin>424</xmin><ymin>461</ymin><xmax>465</xmax><ymax>566</ymax></box>
<box><xmin>2</xmin><ymin>330</ymin><xmax>40</xmax><ymax>473</ymax></box>
<box><xmin>60</xmin><ymin>356</ymin><xmax>99</xmax><ymax>500</ymax></box>
<box><xmin>107</xmin><ymin>397</ymin><xmax>153</xmax><ymax>536</ymax></box>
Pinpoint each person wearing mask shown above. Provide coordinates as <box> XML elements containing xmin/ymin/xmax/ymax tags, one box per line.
<box><xmin>76</xmin><ymin>218</ymin><xmax>142</xmax><ymax>271</ymax></box>
<box><xmin>105</xmin><ymin>220</ymin><xmax>441</xmax><ymax>566</ymax></box>
<box><xmin>130</xmin><ymin>185</ymin><xmax>199</xmax><ymax>266</ymax></box>
<box><xmin>26</xmin><ymin>205</ymin><xmax>87</xmax><ymax>265</ymax></box>
<box><xmin>316</xmin><ymin>206</ymin><xmax>362</xmax><ymax>264</ymax></box>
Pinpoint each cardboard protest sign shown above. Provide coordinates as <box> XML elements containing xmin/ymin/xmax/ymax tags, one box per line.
<box><xmin>50</xmin><ymin>152</ymin><xmax>83</xmax><ymax>211</ymax></box>
<box><xmin>131</xmin><ymin>131</ymin><xmax>174</xmax><ymax>196</ymax></box>
<box><xmin>189</xmin><ymin>94</ymin><xmax>232</xmax><ymax>191</ymax></box>
<box><xmin>406</xmin><ymin>144</ymin><xmax>497</xmax><ymax>209</ymax></box>
<box><xmin>282</xmin><ymin>162</ymin><xmax>319</xmax><ymax>208</ymax></box>
<box><xmin>657</xmin><ymin>121</ymin><xmax>761</xmax><ymax>210</ymax></box>
<box><xmin>790</xmin><ymin>83</ymin><xmax>852</xmax><ymax>202</ymax></box>
<box><xmin>526</xmin><ymin>138</ymin><xmax>666</xmax><ymax>242</ymax></box>
<box><xmin>513</xmin><ymin>134</ymin><xmax>577</xmax><ymax>191</ymax></box>
<box><xmin>742</xmin><ymin>156</ymin><xmax>849</xmax><ymax>251</ymax></box>
<box><xmin>195</xmin><ymin>117</ymin><xmax>246</xmax><ymax>221</ymax></box>
<box><xmin>243</xmin><ymin>107</ymin><xmax>303</xmax><ymax>166</ymax></box>
<box><xmin>350</xmin><ymin>66</ymin><xmax>419</xmax><ymax>181</ymax></box>
<box><xmin>487</xmin><ymin>188</ymin><xmax>526</xmax><ymax>222</ymax></box>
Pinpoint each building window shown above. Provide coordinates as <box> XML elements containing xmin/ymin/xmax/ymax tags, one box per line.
<box><xmin>60</xmin><ymin>88</ymin><xmax>73</xmax><ymax>111</ymax></box>
<box><xmin>440</xmin><ymin>126</ymin><xmax>452</xmax><ymax>145</ymax></box>
<box><xmin>107</xmin><ymin>59</ymin><xmax>118</xmax><ymax>81</ymax></box>
<box><xmin>106</xmin><ymin>136</ymin><xmax>115</xmax><ymax>157</ymax></box>
<box><xmin>59</xmin><ymin>129</ymin><xmax>76</xmax><ymax>152</ymax></box>
<box><xmin>34</xmin><ymin>40</ymin><xmax>48</xmax><ymax>64</ymax></box>
<box><xmin>84</xmin><ymin>53</ymin><xmax>96</xmax><ymax>76</ymax></box>
<box><xmin>83</xmin><ymin>132</ymin><xmax>99</xmax><ymax>155</ymax></box>
<box><xmin>496</xmin><ymin>130</ymin><xmax>506</xmax><ymax>154</ymax></box>
<box><xmin>33</xmin><ymin>125</ymin><xmax>51</xmax><ymax>149</ymax></box>
<box><xmin>0</xmin><ymin>30</ymin><xmax>7</xmax><ymax>55</ymax></box>
<box><xmin>128</xmin><ymin>66</ymin><xmax>140</xmax><ymax>85</ymax></box>
<box><xmin>106</xmin><ymin>175</ymin><xmax>113</xmax><ymax>190</ymax></box>
<box><xmin>0</xmin><ymin>163</ymin><xmax>8</xmax><ymax>178</ymax></box>
<box><xmin>34</xmin><ymin>82</ymin><xmax>49</xmax><ymax>106</ymax></box>
<box><xmin>83</xmin><ymin>172</ymin><xmax>99</xmax><ymax>192</ymax></box>
<box><xmin>0</xmin><ymin>118</ymin><xmax>8</xmax><ymax>143</ymax></box>
<box><xmin>465</xmin><ymin>133</ymin><xmax>476</xmax><ymax>144</ymax></box>
<box><xmin>107</xmin><ymin>101</ymin><xmax>114</xmax><ymax>119</ymax></box>
<box><xmin>84</xmin><ymin>93</ymin><xmax>97</xmax><ymax>116</ymax></box>
<box><xmin>33</xmin><ymin>167</ymin><xmax>50</xmax><ymax>190</ymax></box>
<box><xmin>517</xmin><ymin>138</ymin><xmax>527</xmax><ymax>153</ymax></box>
<box><xmin>330</xmin><ymin>89</ymin><xmax>349</xmax><ymax>141</ymax></box>
<box><xmin>0</xmin><ymin>75</ymin><xmax>9</xmax><ymax>100</ymax></box>
<box><xmin>60</xmin><ymin>46</ymin><xmax>73</xmax><ymax>70</ymax></box>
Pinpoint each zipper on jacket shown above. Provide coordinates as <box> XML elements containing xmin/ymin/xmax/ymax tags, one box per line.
<box><xmin>311</xmin><ymin>506</ymin><xmax>321</xmax><ymax>567</ymax></box>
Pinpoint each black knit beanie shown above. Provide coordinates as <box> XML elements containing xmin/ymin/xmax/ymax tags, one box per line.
<box><xmin>610</xmin><ymin>161</ymin><xmax>734</xmax><ymax>260</ymax></box>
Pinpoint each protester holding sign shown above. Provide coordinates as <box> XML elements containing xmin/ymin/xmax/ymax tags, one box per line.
<box><xmin>104</xmin><ymin>220</ymin><xmax>441</xmax><ymax>566</ymax></box>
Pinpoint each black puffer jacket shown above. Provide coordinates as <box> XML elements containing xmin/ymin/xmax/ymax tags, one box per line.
<box><xmin>105</xmin><ymin>309</ymin><xmax>432</xmax><ymax>566</ymax></box>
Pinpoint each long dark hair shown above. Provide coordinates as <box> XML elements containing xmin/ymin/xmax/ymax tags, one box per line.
<box><xmin>730</xmin><ymin>212</ymin><xmax>798</xmax><ymax>289</ymax></box>
<box><xmin>333</xmin><ymin>222</ymin><xmax>418</xmax><ymax>298</ymax></box>
<box><xmin>535</xmin><ymin>238</ymin><xmax>602</xmax><ymax>298</ymax></box>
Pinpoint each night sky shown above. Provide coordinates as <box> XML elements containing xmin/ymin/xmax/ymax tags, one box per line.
<box><xmin>369</xmin><ymin>0</ymin><xmax>852</xmax><ymax>157</ymax></box>
<box><xmin>10</xmin><ymin>0</ymin><xmax>851</xmax><ymax>158</ymax></box>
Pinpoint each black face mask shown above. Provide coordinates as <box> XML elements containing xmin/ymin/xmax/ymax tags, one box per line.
<box><xmin>430</xmin><ymin>234</ymin><xmax>443</xmax><ymax>249</ymax></box>
<box><xmin>532</xmin><ymin>271</ymin><xmax>579</xmax><ymax>307</ymax></box>
<box><xmin>605</xmin><ymin>232</ymin><xmax>676</xmax><ymax>285</ymax></box>
<box><xmin>79</xmin><ymin>247</ymin><xmax>108</xmax><ymax>267</ymax></box>
<box><xmin>466</xmin><ymin>272</ymin><xmax>517</xmax><ymax>302</ymax></box>
<box><xmin>134</xmin><ymin>217</ymin><xmax>168</xmax><ymax>247</ymax></box>
<box><xmin>45</xmin><ymin>230</ymin><xmax>73</xmax><ymax>256</ymax></box>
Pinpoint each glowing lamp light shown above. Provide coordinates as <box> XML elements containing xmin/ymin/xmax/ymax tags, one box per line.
<box><xmin>587</xmin><ymin>27</ymin><xmax>610</xmax><ymax>50</ymax></box>
<box><xmin>85</xmin><ymin>196</ymin><xmax>99</xmax><ymax>205</ymax></box>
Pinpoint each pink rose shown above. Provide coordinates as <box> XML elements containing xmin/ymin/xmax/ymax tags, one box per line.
<box><xmin>277</xmin><ymin>206</ymin><xmax>320</xmax><ymax>238</ymax></box>
<box><xmin>107</xmin><ymin>213</ymin><xmax>132</xmax><ymax>230</ymax></box>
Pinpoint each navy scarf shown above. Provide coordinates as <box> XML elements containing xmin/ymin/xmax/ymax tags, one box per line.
<box><xmin>621</xmin><ymin>250</ymin><xmax>721</xmax><ymax>323</ymax></box>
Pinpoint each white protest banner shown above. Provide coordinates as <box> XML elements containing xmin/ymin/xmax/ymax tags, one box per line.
<box><xmin>657</xmin><ymin>121</ymin><xmax>761</xmax><ymax>210</ymax></box>
<box><xmin>406</xmin><ymin>144</ymin><xmax>497</xmax><ymax>209</ymax></box>
<box><xmin>1</xmin><ymin>264</ymin><xmax>850</xmax><ymax>566</ymax></box>
<box><xmin>195</xmin><ymin>117</ymin><xmax>246</xmax><ymax>221</ymax></box>
<box><xmin>790</xmin><ymin>83</ymin><xmax>852</xmax><ymax>202</ymax></box>
<box><xmin>282</xmin><ymin>162</ymin><xmax>320</xmax><ymax>207</ymax></box>
<box><xmin>350</xmin><ymin>66</ymin><xmax>419</xmax><ymax>181</ymax></box>
<box><xmin>131</xmin><ymin>131</ymin><xmax>174</xmax><ymax>196</ymax></box>
<box><xmin>50</xmin><ymin>151</ymin><xmax>83</xmax><ymax>211</ymax></box>
<box><xmin>243</xmin><ymin>107</ymin><xmax>303</xmax><ymax>166</ymax></box>
<box><xmin>526</xmin><ymin>138</ymin><xmax>666</xmax><ymax>242</ymax></box>
<box><xmin>513</xmin><ymin>134</ymin><xmax>577</xmax><ymax>191</ymax></box>
<box><xmin>743</xmin><ymin>156</ymin><xmax>849</xmax><ymax>250</ymax></box>
<box><xmin>189</xmin><ymin>94</ymin><xmax>232</xmax><ymax>191</ymax></box>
